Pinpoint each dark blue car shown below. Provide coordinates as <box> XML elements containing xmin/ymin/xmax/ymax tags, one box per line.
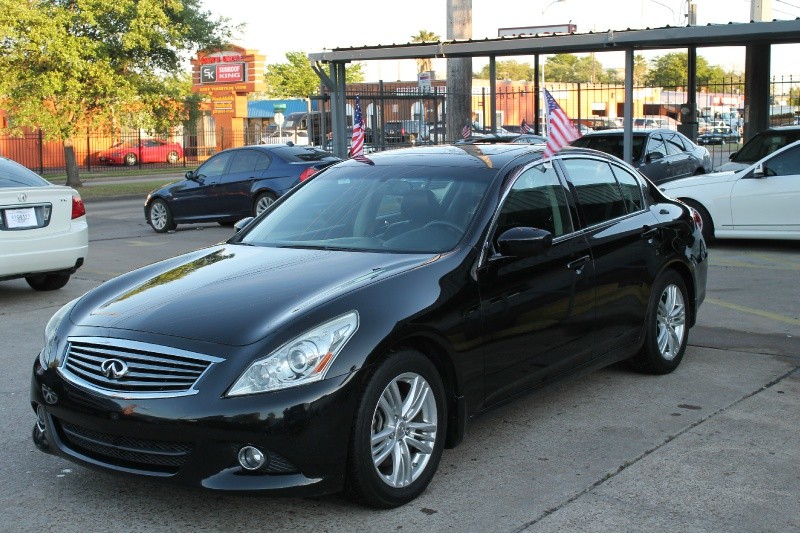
<box><xmin>144</xmin><ymin>144</ymin><xmax>341</xmax><ymax>232</ymax></box>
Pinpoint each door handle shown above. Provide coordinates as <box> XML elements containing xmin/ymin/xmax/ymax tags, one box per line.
<box><xmin>641</xmin><ymin>226</ymin><xmax>658</xmax><ymax>239</ymax></box>
<box><xmin>567</xmin><ymin>255</ymin><xmax>590</xmax><ymax>271</ymax></box>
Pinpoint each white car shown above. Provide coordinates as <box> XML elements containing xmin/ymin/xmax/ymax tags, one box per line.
<box><xmin>660</xmin><ymin>140</ymin><xmax>800</xmax><ymax>242</ymax></box>
<box><xmin>0</xmin><ymin>157</ymin><xmax>89</xmax><ymax>290</ymax></box>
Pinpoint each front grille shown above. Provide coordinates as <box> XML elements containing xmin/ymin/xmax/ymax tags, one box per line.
<box><xmin>61</xmin><ymin>337</ymin><xmax>224</xmax><ymax>398</ymax></box>
<box><xmin>56</xmin><ymin>418</ymin><xmax>193</xmax><ymax>473</ymax></box>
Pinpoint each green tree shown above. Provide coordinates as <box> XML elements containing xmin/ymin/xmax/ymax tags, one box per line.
<box><xmin>644</xmin><ymin>52</ymin><xmax>728</xmax><ymax>87</ymax></box>
<box><xmin>265</xmin><ymin>51</ymin><xmax>365</xmax><ymax>98</ymax></box>
<box><xmin>473</xmin><ymin>60</ymin><xmax>535</xmax><ymax>81</ymax></box>
<box><xmin>634</xmin><ymin>54</ymin><xmax>648</xmax><ymax>85</ymax></box>
<box><xmin>411</xmin><ymin>30</ymin><xmax>441</xmax><ymax>74</ymax></box>
<box><xmin>0</xmin><ymin>0</ymin><xmax>232</xmax><ymax>186</ymax></box>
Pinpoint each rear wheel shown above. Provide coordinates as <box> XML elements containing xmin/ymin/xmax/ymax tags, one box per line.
<box><xmin>166</xmin><ymin>150</ymin><xmax>179</xmax><ymax>164</ymax></box>
<box><xmin>253</xmin><ymin>192</ymin><xmax>276</xmax><ymax>216</ymax></box>
<box><xmin>147</xmin><ymin>198</ymin><xmax>176</xmax><ymax>233</ymax></box>
<box><xmin>630</xmin><ymin>270</ymin><xmax>689</xmax><ymax>374</ymax></box>
<box><xmin>124</xmin><ymin>152</ymin><xmax>137</xmax><ymax>166</ymax></box>
<box><xmin>344</xmin><ymin>350</ymin><xmax>446</xmax><ymax>508</ymax></box>
<box><xmin>26</xmin><ymin>273</ymin><xmax>70</xmax><ymax>291</ymax></box>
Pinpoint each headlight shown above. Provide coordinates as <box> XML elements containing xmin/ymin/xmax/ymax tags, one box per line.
<box><xmin>227</xmin><ymin>311</ymin><xmax>359</xmax><ymax>396</ymax></box>
<box><xmin>39</xmin><ymin>298</ymin><xmax>79</xmax><ymax>368</ymax></box>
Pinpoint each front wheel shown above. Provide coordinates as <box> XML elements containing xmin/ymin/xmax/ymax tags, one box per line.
<box><xmin>344</xmin><ymin>350</ymin><xmax>446</xmax><ymax>508</ymax></box>
<box><xmin>166</xmin><ymin>150</ymin><xmax>179</xmax><ymax>164</ymax></box>
<box><xmin>147</xmin><ymin>198</ymin><xmax>176</xmax><ymax>233</ymax></box>
<box><xmin>630</xmin><ymin>270</ymin><xmax>689</xmax><ymax>374</ymax></box>
<box><xmin>26</xmin><ymin>273</ymin><xmax>70</xmax><ymax>291</ymax></box>
<box><xmin>124</xmin><ymin>152</ymin><xmax>137</xmax><ymax>166</ymax></box>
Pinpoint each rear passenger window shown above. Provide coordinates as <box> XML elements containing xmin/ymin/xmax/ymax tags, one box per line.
<box><xmin>610</xmin><ymin>164</ymin><xmax>645</xmax><ymax>213</ymax></box>
<box><xmin>228</xmin><ymin>151</ymin><xmax>261</xmax><ymax>174</ymax></box>
<box><xmin>561</xmin><ymin>159</ymin><xmax>627</xmax><ymax>226</ymax></box>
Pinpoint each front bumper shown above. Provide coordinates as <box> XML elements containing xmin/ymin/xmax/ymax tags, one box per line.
<box><xmin>31</xmin><ymin>356</ymin><xmax>363</xmax><ymax>497</ymax></box>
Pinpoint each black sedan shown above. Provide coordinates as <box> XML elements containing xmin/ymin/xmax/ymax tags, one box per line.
<box><xmin>32</xmin><ymin>144</ymin><xmax>707</xmax><ymax>508</ymax></box>
<box><xmin>571</xmin><ymin>128</ymin><xmax>713</xmax><ymax>184</ymax></box>
<box><xmin>144</xmin><ymin>144</ymin><xmax>341</xmax><ymax>232</ymax></box>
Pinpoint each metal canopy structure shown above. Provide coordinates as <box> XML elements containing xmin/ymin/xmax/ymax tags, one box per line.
<box><xmin>309</xmin><ymin>19</ymin><xmax>800</xmax><ymax>161</ymax></box>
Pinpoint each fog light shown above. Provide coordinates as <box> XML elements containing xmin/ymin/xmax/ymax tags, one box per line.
<box><xmin>238</xmin><ymin>446</ymin><xmax>267</xmax><ymax>471</ymax></box>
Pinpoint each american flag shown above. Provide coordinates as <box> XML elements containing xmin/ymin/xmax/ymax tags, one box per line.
<box><xmin>543</xmin><ymin>89</ymin><xmax>581</xmax><ymax>158</ymax></box>
<box><xmin>520</xmin><ymin>119</ymin><xmax>533</xmax><ymax>134</ymax></box>
<box><xmin>461</xmin><ymin>120</ymin><xmax>471</xmax><ymax>139</ymax></box>
<box><xmin>349</xmin><ymin>95</ymin><xmax>365</xmax><ymax>158</ymax></box>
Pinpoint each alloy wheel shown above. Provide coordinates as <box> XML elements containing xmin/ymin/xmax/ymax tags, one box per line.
<box><xmin>150</xmin><ymin>201</ymin><xmax>169</xmax><ymax>231</ymax></box>
<box><xmin>370</xmin><ymin>372</ymin><xmax>438</xmax><ymax>488</ymax></box>
<box><xmin>656</xmin><ymin>283</ymin><xmax>686</xmax><ymax>361</ymax></box>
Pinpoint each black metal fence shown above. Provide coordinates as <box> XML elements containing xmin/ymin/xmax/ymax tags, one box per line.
<box><xmin>2</xmin><ymin>77</ymin><xmax>797</xmax><ymax>174</ymax></box>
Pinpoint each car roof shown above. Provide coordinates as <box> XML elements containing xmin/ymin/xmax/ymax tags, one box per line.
<box><xmin>578</xmin><ymin>128</ymin><xmax>675</xmax><ymax>136</ymax></box>
<box><xmin>338</xmin><ymin>143</ymin><xmax>543</xmax><ymax>169</ymax></box>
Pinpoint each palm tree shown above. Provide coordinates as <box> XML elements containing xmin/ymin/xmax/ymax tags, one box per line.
<box><xmin>410</xmin><ymin>30</ymin><xmax>441</xmax><ymax>73</ymax></box>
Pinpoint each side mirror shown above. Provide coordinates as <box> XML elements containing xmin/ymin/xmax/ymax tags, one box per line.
<box><xmin>497</xmin><ymin>227</ymin><xmax>553</xmax><ymax>257</ymax></box>
<box><xmin>185</xmin><ymin>170</ymin><xmax>195</xmax><ymax>180</ymax></box>
<box><xmin>646</xmin><ymin>152</ymin><xmax>664</xmax><ymax>162</ymax></box>
<box><xmin>752</xmin><ymin>163</ymin><xmax>767</xmax><ymax>178</ymax></box>
<box><xmin>729</xmin><ymin>151</ymin><xmax>738</xmax><ymax>161</ymax></box>
<box><xmin>234</xmin><ymin>217</ymin><xmax>254</xmax><ymax>233</ymax></box>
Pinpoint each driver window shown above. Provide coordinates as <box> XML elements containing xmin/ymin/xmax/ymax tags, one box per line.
<box><xmin>763</xmin><ymin>145</ymin><xmax>800</xmax><ymax>176</ymax></box>
<box><xmin>196</xmin><ymin>152</ymin><xmax>233</xmax><ymax>178</ymax></box>
<box><xmin>496</xmin><ymin>163</ymin><xmax>574</xmax><ymax>239</ymax></box>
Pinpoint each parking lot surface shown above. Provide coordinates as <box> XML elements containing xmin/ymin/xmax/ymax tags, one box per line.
<box><xmin>1</xmin><ymin>199</ymin><xmax>797</xmax><ymax>532</ymax></box>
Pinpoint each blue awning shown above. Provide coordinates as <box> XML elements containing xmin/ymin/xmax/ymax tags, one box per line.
<box><xmin>247</xmin><ymin>99</ymin><xmax>319</xmax><ymax>118</ymax></box>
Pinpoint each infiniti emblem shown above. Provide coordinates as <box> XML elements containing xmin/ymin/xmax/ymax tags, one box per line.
<box><xmin>100</xmin><ymin>358</ymin><xmax>129</xmax><ymax>379</ymax></box>
<box><xmin>18</xmin><ymin>193</ymin><xmax>27</xmax><ymax>202</ymax></box>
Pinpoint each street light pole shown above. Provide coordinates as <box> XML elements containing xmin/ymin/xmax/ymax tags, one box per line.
<box><xmin>540</xmin><ymin>0</ymin><xmax>565</xmax><ymax>135</ymax></box>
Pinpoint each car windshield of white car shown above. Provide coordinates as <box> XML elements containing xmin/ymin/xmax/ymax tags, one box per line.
<box><xmin>239</xmin><ymin>164</ymin><xmax>494</xmax><ymax>254</ymax></box>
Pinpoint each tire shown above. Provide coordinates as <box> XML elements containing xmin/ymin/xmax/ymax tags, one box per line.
<box><xmin>630</xmin><ymin>270</ymin><xmax>689</xmax><ymax>375</ymax></box>
<box><xmin>166</xmin><ymin>150</ymin><xmax>179</xmax><ymax>164</ymax></box>
<box><xmin>26</xmin><ymin>273</ymin><xmax>70</xmax><ymax>291</ymax></box>
<box><xmin>682</xmin><ymin>199</ymin><xmax>714</xmax><ymax>243</ymax></box>
<box><xmin>124</xmin><ymin>152</ymin><xmax>137</xmax><ymax>166</ymax></box>
<box><xmin>218</xmin><ymin>221</ymin><xmax>235</xmax><ymax>227</ymax></box>
<box><xmin>147</xmin><ymin>198</ymin><xmax>176</xmax><ymax>233</ymax></box>
<box><xmin>344</xmin><ymin>350</ymin><xmax>446</xmax><ymax>508</ymax></box>
<box><xmin>253</xmin><ymin>192</ymin><xmax>276</xmax><ymax>217</ymax></box>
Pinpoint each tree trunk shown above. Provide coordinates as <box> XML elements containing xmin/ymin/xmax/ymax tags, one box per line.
<box><xmin>446</xmin><ymin>0</ymin><xmax>473</xmax><ymax>143</ymax></box>
<box><xmin>63</xmin><ymin>138</ymin><xmax>82</xmax><ymax>187</ymax></box>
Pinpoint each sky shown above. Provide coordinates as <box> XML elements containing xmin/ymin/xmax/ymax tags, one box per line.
<box><xmin>199</xmin><ymin>0</ymin><xmax>800</xmax><ymax>81</ymax></box>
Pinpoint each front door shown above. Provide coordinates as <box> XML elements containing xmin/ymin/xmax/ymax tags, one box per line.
<box><xmin>479</xmin><ymin>161</ymin><xmax>595</xmax><ymax>407</ymax></box>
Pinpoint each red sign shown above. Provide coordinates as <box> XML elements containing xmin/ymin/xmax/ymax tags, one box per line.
<box><xmin>200</xmin><ymin>54</ymin><xmax>243</xmax><ymax>64</ymax></box>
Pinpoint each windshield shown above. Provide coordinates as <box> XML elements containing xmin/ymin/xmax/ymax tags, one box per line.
<box><xmin>733</xmin><ymin>130</ymin><xmax>800</xmax><ymax>163</ymax></box>
<box><xmin>239</xmin><ymin>163</ymin><xmax>494</xmax><ymax>253</ymax></box>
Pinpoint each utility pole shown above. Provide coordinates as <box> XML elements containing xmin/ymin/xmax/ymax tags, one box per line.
<box><xmin>446</xmin><ymin>0</ymin><xmax>472</xmax><ymax>142</ymax></box>
<box><xmin>750</xmin><ymin>0</ymin><xmax>773</xmax><ymax>21</ymax></box>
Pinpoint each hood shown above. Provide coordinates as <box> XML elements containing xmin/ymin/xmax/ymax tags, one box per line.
<box><xmin>70</xmin><ymin>244</ymin><xmax>435</xmax><ymax>346</ymax></box>
<box><xmin>715</xmin><ymin>161</ymin><xmax>749</xmax><ymax>172</ymax></box>
<box><xmin>659</xmin><ymin>170</ymin><xmax>738</xmax><ymax>193</ymax></box>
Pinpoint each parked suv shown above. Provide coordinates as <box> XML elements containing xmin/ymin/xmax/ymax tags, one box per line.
<box><xmin>384</xmin><ymin>120</ymin><xmax>430</xmax><ymax>144</ymax></box>
<box><xmin>571</xmin><ymin>128</ymin><xmax>712</xmax><ymax>184</ymax></box>
<box><xmin>717</xmin><ymin>125</ymin><xmax>800</xmax><ymax>171</ymax></box>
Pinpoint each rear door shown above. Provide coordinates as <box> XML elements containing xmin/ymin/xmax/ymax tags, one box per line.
<box><xmin>216</xmin><ymin>149</ymin><xmax>271</xmax><ymax>218</ymax></box>
<box><xmin>560</xmin><ymin>156</ymin><xmax>660</xmax><ymax>356</ymax></box>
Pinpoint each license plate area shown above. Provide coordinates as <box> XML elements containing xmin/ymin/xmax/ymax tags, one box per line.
<box><xmin>1</xmin><ymin>204</ymin><xmax>51</xmax><ymax>230</ymax></box>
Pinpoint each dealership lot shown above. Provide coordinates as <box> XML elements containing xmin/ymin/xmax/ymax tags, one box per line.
<box><xmin>1</xmin><ymin>199</ymin><xmax>797</xmax><ymax>531</ymax></box>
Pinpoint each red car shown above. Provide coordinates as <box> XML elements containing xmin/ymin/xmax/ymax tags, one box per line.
<box><xmin>97</xmin><ymin>139</ymin><xmax>184</xmax><ymax>166</ymax></box>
